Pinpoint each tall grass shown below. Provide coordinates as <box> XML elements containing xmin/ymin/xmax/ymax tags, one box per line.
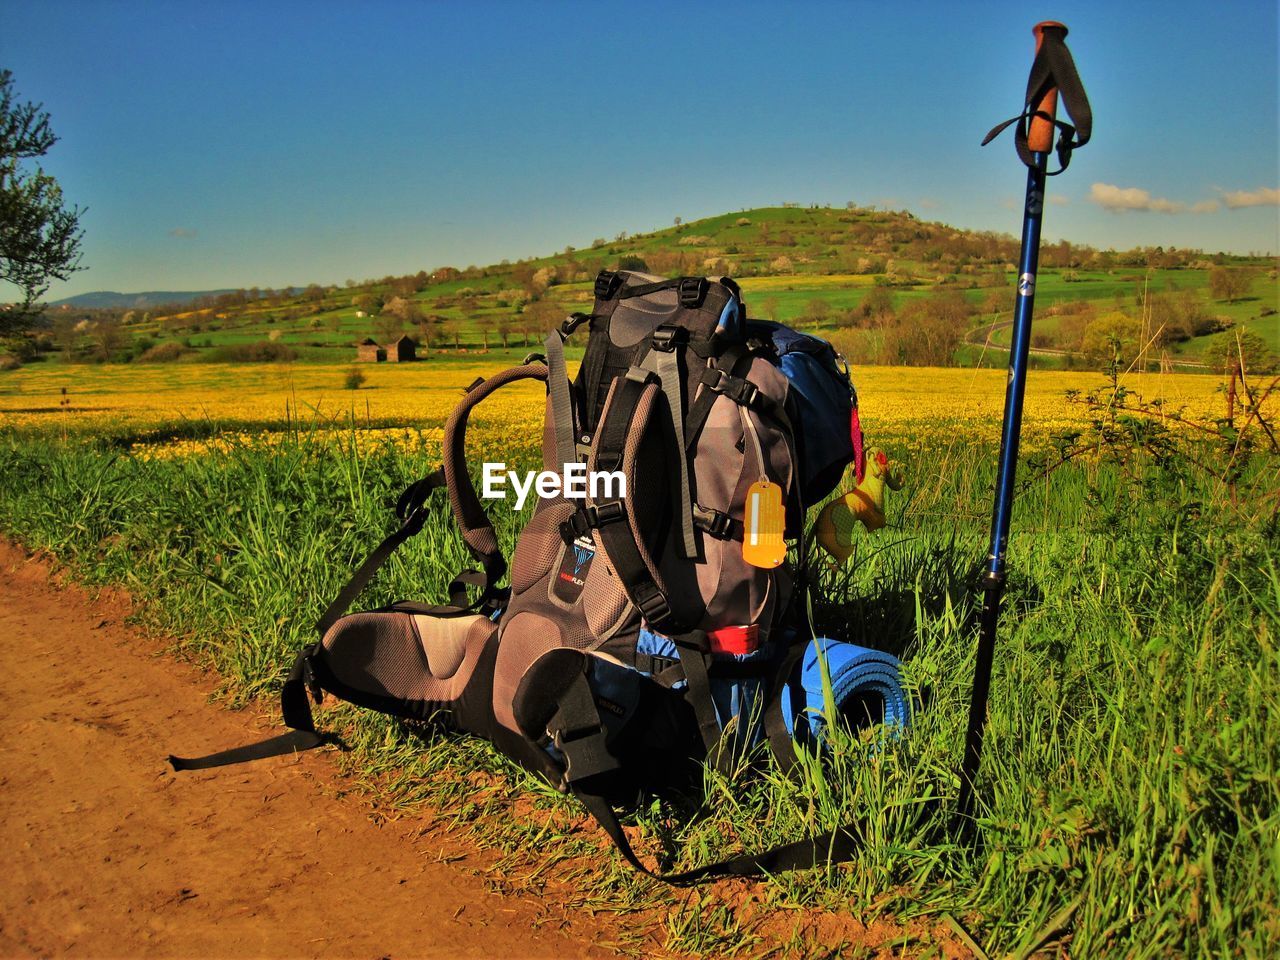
<box><xmin>0</xmin><ymin>420</ymin><xmax>1274</xmax><ymax>958</ymax></box>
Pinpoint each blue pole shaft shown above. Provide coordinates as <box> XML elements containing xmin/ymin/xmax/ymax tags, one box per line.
<box><xmin>956</xmin><ymin>149</ymin><xmax>1049</xmax><ymax>829</ymax></box>
<box><xmin>988</xmin><ymin>156</ymin><xmax>1048</xmax><ymax>577</ymax></box>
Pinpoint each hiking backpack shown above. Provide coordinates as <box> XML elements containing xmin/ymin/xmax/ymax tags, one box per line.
<box><xmin>171</xmin><ymin>271</ymin><xmax>908</xmax><ymax>881</ymax></box>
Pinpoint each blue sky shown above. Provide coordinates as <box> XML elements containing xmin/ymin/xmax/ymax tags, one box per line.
<box><xmin>2</xmin><ymin>0</ymin><xmax>1277</xmax><ymax>298</ymax></box>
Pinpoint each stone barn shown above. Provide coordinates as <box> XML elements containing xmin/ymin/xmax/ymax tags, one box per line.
<box><xmin>356</xmin><ymin>338</ymin><xmax>386</xmax><ymax>362</ymax></box>
<box><xmin>390</xmin><ymin>335</ymin><xmax>417</xmax><ymax>362</ymax></box>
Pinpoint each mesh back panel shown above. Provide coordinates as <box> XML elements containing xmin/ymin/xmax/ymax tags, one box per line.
<box><xmin>510</xmin><ymin>503</ymin><xmax>572</xmax><ymax>596</ymax></box>
<box><xmin>322</xmin><ymin>611</ymin><xmax>485</xmax><ymax>706</ymax></box>
<box><xmin>582</xmin><ymin>538</ymin><xmax>632</xmax><ymax>640</ymax></box>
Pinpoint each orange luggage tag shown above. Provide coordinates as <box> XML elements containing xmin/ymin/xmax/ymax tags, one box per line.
<box><xmin>743</xmin><ymin>479</ymin><xmax>786</xmax><ymax>568</ymax></box>
<box><xmin>739</xmin><ymin>406</ymin><xmax>786</xmax><ymax>568</ymax></box>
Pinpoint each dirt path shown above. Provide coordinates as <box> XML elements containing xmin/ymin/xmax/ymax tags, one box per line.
<box><xmin>0</xmin><ymin>542</ymin><xmax>620</xmax><ymax>959</ymax></box>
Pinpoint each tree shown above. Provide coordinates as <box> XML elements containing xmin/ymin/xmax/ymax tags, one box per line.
<box><xmin>381</xmin><ymin>295</ymin><xmax>421</xmax><ymax>326</ymax></box>
<box><xmin>51</xmin><ymin>313</ymin><xmax>78</xmax><ymax>356</ymax></box>
<box><xmin>493</xmin><ymin>313</ymin><xmax>514</xmax><ymax>349</ymax></box>
<box><xmin>352</xmin><ymin>292</ymin><xmax>379</xmax><ymax>314</ymax></box>
<box><xmin>882</xmin><ymin>290</ymin><xmax>970</xmax><ymax>366</ymax></box>
<box><xmin>1203</xmin><ymin>330</ymin><xmax>1277</xmax><ymax>375</ymax></box>
<box><xmin>89</xmin><ymin>318</ymin><xmax>127</xmax><ymax>362</ymax></box>
<box><xmin>1209</xmin><ymin>267</ymin><xmax>1251</xmax><ymax>304</ymax></box>
<box><xmin>374</xmin><ymin>311</ymin><xmax>404</xmax><ymax>345</ymax></box>
<box><xmin>416</xmin><ymin>315</ymin><xmax>442</xmax><ymax>352</ymax></box>
<box><xmin>860</xmin><ymin>286</ymin><xmax>895</xmax><ymax>325</ymax></box>
<box><xmin>1080</xmin><ymin>311</ymin><xmax>1142</xmax><ymax>367</ymax></box>
<box><xmin>804</xmin><ymin>297</ymin><xmax>831</xmax><ymax>325</ymax></box>
<box><xmin>1</xmin><ymin>70</ymin><xmax>84</xmax><ymax>335</ymax></box>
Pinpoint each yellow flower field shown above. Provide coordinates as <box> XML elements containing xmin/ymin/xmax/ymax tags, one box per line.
<box><xmin>0</xmin><ymin>359</ymin><xmax>1249</xmax><ymax>459</ymax></box>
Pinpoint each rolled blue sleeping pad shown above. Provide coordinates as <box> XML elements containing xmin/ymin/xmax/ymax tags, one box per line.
<box><xmin>781</xmin><ymin>638</ymin><xmax>910</xmax><ymax>745</ymax></box>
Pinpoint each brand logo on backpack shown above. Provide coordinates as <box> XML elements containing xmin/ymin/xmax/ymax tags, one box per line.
<box><xmin>552</xmin><ymin>536</ymin><xmax>595</xmax><ymax>603</ymax></box>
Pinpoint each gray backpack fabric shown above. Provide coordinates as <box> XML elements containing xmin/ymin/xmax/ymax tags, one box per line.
<box><xmin>171</xmin><ymin>272</ymin><xmax>871</xmax><ymax>881</ymax></box>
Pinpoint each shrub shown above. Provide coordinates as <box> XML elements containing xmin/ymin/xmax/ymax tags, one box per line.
<box><xmin>0</xmin><ymin>354</ymin><xmax>21</xmax><ymax>371</ymax></box>
<box><xmin>343</xmin><ymin>368</ymin><xmax>366</xmax><ymax>390</ymax></box>
<box><xmin>136</xmin><ymin>342</ymin><xmax>188</xmax><ymax>363</ymax></box>
<box><xmin>207</xmin><ymin>340</ymin><xmax>297</xmax><ymax>362</ymax></box>
<box><xmin>616</xmin><ymin>254</ymin><xmax>648</xmax><ymax>272</ymax></box>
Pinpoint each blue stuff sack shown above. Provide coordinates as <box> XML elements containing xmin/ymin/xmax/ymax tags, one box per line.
<box><xmin>746</xmin><ymin>320</ymin><xmax>858</xmax><ymax>505</ymax></box>
<box><xmin>782</xmin><ymin>638</ymin><xmax>911</xmax><ymax>747</ymax></box>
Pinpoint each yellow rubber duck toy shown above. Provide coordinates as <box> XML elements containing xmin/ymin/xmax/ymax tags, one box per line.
<box><xmin>814</xmin><ymin>448</ymin><xmax>905</xmax><ymax>564</ymax></box>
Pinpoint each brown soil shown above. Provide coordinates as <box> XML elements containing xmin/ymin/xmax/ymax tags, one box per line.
<box><xmin>0</xmin><ymin>542</ymin><xmax>621</xmax><ymax>959</ymax></box>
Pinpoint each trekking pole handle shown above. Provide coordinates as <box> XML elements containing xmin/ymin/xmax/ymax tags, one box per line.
<box><xmin>1028</xmin><ymin>21</ymin><xmax>1067</xmax><ymax>152</ymax></box>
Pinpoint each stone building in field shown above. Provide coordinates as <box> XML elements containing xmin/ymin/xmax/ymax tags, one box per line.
<box><xmin>389</xmin><ymin>335</ymin><xmax>417</xmax><ymax>362</ymax></box>
<box><xmin>356</xmin><ymin>338</ymin><xmax>386</xmax><ymax>362</ymax></box>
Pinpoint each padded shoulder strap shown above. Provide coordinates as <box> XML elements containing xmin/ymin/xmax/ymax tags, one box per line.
<box><xmin>443</xmin><ymin>362</ymin><xmax>550</xmax><ymax>595</ymax></box>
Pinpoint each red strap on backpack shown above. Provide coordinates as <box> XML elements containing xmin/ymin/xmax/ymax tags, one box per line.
<box><xmin>850</xmin><ymin>407</ymin><xmax>866</xmax><ymax>485</ymax></box>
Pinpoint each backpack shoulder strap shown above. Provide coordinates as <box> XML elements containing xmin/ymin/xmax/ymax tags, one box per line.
<box><xmin>442</xmin><ymin>361</ymin><xmax>550</xmax><ymax>602</ymax></box>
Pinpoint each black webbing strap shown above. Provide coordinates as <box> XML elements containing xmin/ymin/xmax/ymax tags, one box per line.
<box><xmin>763</xmin><ymin>641</ymin><xmax>808</xmax><ymax>773</ymax></box>
<box><xmin>570</xmin><ymin>783</ymin><xmax>892</xmax><ymax>885</ymax></box>
<box><xmin>696</xmin><ymin>365</ymin><xmax>781</xmax><ymax>419</ymax></box>
<box><xmin>591</xmin><ymin>374</ymin><xmax>684</xmax><ymax>633</ymax></box>
<box><xmin>313</xmin><ymin>469</ymin><xmax>447</xmax><ymax>637</ymax></box>
<box><xmin>684</xmin><ymin>344</ymin><xmax>751</xmax><ymax>453</ymax></box>
<box><xmin>982</xmin><ymin>25</ymin><xmax>1092</xmax><ymax>174</ymax></box>
<box><xmin>641</xmin><ymin>333</ymin><xmax>697</xmax><ymax>558</ymax></box>
<box><xmin>672</xmin><ymin>631</ymin><xmax>732</xmax><ymax>776</ymax></box>
<box><xmin>168</xmin><ymin>648</ymin><xmax>330</xmax><ymax>770</ymax></box>
<box><xmin>550</xmin><ymin>673</ymin><xmax>620</xmax><ymax>783</ymax></box>
<box><xmin>615</xmin><ymin>275</ymin><xmax>708</xmax><ymax>307</ymax></box>
<box><xmin>691</xmin><ymin>504</ymin><xmax>743</xmax><ymax>542</ymax></box>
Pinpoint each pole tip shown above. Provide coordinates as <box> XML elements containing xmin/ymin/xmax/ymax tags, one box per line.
<box><xmin>1033</xmin><ymin>20</ymin><xmax>1068</xmax><ymax>40</ymax></box>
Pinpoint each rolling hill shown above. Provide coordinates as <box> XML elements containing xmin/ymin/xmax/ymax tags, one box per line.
<box><xmin>26</xmin><ymin>205</ymin><xmax>1280</xmax><ymax>372</ymax></box>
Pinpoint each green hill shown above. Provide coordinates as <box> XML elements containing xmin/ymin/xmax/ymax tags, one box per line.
<box><xmin>23</xmin><ymin>205</ymin><xmax>1280</xmax><ymax>372</ymax></box>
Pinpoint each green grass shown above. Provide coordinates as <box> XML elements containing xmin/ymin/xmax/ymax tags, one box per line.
<box><xmin>0</xmin><ymin>408</ymin><xmax>1275</xmax><ymax>957</ymax></box>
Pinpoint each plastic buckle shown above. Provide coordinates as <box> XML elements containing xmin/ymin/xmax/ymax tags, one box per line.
<box><xmin>592</xmin><ymin>501</ymin><xmax>625</xmax><ymax>526</ymax></box>
<box><xmin>648</xmin><ymin>654</ymin><xmax>678</xmax><ymax>675</ymax></box>
<box><xmin>594</xmin><ymin>270</ymin><xmax>621</xmax><ymax>300</ymax></box>
<box><xmin>678</xmin><ymin>276</ymin><xmax>708</xmax><ymax>308</ymax></box>
<box><xmin>650</xmin><ymin>324</ymin><xmax>689</xmax><ymax>352</ymax></box>
<box><xmin>561</xmin><ymin>312</ymin><xmax>590</xmax><ymax>337</ymax></box>
<box><xmin>624</xmin><ymin>366</ymin><xmax>655</xmax><ymax>384</ymax></box>
<box><xmin>559</xmin><ymin>511</ymin><xmax>591</xmax><ymax>544</ymax></box>
<box><xmin>634</xmin><ymin>585</ymin><xmax>673</xmax><ymax>626</ymax></box>
<box><xmin>702</xmin><ymin>509</ymin><xmax>732</xmax><ymax>539</ymax></box>
<box><xmin>552</xmin><ymin>726</ymin><xmax>617</xmax><ymax>782</ymax></box>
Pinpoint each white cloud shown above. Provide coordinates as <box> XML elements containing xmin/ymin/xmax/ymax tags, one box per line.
<box><xmin>1190</xmin><ymin>200</ymin><xmax>1221</xmax><ymax>213</ymax></box>
<box><xmin>1048</xmin><ymin>194</ymin><xmax>1070</xmax><ymax>206</ymax></box>
<box><xmin>1221</xmin><ymin>187</ymin><xmax>1279</xmax><ymax>208</ymax></box>
<box><xmin>1089</xmin><ymin>183</ymin><xmax>1185</xmax><ymax>213</ymax></box>
<box><xmin>168</xmin><ymin>227</ymin><xmax>198</xmax><ymax>239</ymax></box>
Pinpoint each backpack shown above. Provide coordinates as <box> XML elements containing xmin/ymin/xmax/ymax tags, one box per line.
<box><xmin>171</xmin><ymin>271</ymin><xmax>909</xmax><ymax>882</ymax></box>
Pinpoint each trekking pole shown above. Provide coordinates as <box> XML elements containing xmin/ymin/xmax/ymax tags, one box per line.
<box><xmin>956</xmin><ymin>22</ymin><xmax>1091</xmax><ymax>832</ymax></box>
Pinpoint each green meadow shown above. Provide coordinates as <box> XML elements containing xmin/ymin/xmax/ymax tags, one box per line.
<box><xmin>4</xmin><ymin>204</ymin><xmax>1278</xmax><ymax>957</ymax></box>
<box><xmin>0</xmin><ymin>358</ymin><xmax>1275</xmax><ymax>957</ymax></box>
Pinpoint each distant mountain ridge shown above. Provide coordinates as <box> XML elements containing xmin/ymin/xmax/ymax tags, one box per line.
<box><xmin>49</xmin><ymin>290</ymin><xmax>241</xmax><ymax>309</ymax></box>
